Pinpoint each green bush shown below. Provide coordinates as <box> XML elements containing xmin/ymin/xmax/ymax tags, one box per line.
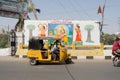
<box><xmin>102</xmin><ymin>33</ymin><xmax>116</xmax><ymax>45</ymax></box>
<box><xmin>0</xmin><ymin>34</ymin><xmax>10</xmax><ymax>48</ymax></box>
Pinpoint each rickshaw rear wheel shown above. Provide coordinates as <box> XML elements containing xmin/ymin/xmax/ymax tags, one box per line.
<box><xmin>30</xmin><ymin>58</ymin><xmax>38</xmax><ymax>65</ymax></box>
<box><xmin>65</xmin><ymin>59</ymin><xmax>72</xmax><ymax>64</ymax></box>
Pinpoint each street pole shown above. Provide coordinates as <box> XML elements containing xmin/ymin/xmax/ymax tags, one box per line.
<box><xmin>100</xmin><ymin>12</ymin><xmax>104</xmax><ymax>42</ymax></box>
<box><xmin>96</xmin><ymin>21</ymin><xmax>102</xmax><ymax>42</ymax></box>
<box><xmin>29</xmin><ymin>0</ymin><xmax>38</xmax><ymax>20</ymax></box>
<box><xmin>98</xmin><ymin>0</ymin><xmax>106</xmax><ymax>42</ymax></box>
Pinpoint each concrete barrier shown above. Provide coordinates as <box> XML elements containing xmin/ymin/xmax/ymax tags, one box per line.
<box><xmin>0</xmin><ymin>48</ymin><xmax>11</xmax><ymax>56</ymax></box>
<box><xmin>0</xmin><ymin>45</ymin><xmax>113</xmax><ymax>60</ymax></box>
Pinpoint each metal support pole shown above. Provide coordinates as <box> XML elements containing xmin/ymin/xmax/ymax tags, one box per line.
<box><xmin>29</xmin><ymin>0</ymin><xmax>38</xmax><ymax>20</ymax></box>
<box><xmin>100</xmin><ymin>0</ymin><xmax>106</xmax><ymax>42</ymax></box>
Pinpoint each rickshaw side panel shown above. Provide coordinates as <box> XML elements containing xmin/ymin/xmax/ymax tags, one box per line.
<box><xmin>27</xmin><ymin>50</ymin><xmax>42</xmax><ymax>60</ymax></box>
<box><xmin>59</xmin><ymin>47</ymin><xmax>68</xmax><ymax>61</ymax></box>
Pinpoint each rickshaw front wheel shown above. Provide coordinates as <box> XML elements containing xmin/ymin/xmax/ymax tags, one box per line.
<box><xmin>30</xmin><ymin>58</ymin><xmax>38</xmax><ymax>65</ymax></box>
<box><xmin>65</xmin><ymin>59</ymin><xmax>72</xmax><ymax>64</ymax></box>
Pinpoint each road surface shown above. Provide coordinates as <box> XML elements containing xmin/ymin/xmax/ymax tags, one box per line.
<box><xmin>0</xmin><ymin>56</ymin><xmax>120</xmax><ymax>80</ymax></box>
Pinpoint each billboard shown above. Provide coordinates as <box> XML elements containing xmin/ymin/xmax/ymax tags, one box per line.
<box><xmin>48</xmin><ymin>24</ymin><xmax>73</xmax><ymax>45</ymax></box>
<box><xmin>2</xmin><ymin>0</ymin><xmax>27</xmax><ymax>2</ymax></box>
<box><xmin>0</xmin><ymin>0</ymin><xmax>27</xmax><ymax>18</ymax></box>
<box><xmin>0</xmin><ymin>1</ymin><xmax>27</xmax><ymax>13</ymax></box>
<box><xmin>24</xmin><ymin>20</ymin><xmax>100</xmax><ymax>46</ymax></box>
<box><xmin>0</xmin><ymin>10</ymin><xmax>20</xmax><ymax>19</ymax></box>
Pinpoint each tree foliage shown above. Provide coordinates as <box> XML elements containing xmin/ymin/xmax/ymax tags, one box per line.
<box><xmin>102</xmin><ymin>32</ymin><xmax>116</xmax><ymax>45</ymax></box>
<box><xmin>84</xmin><ymin>25</ymin><xmax>94</xmax><ymax>30</ymax></box>
<box><xmin>0</xmin><ymin>34</ymin><xmax>10</xmax><ymax>48</ymax></box>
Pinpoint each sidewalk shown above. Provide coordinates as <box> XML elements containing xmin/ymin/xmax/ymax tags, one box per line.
<box><xmin>71</xmin><ymin>50</ymin><xmax>113</xmax><ymax>60</ymax></box>
<box><xmin>0</xmin><ymin>48</ymin><xmax>113</xmax><ymax>60</ymax></box>
<box><xmin>0</xmin><ymin>48</ymin><xmax>10</xmax><ymax>56</ymax></box>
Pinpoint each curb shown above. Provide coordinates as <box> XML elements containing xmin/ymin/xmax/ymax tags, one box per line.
<box><xmin>15</xmin><ymin>55</ymin><xmax>113</xmax><ymax>60</ymax></box>
<box><xmin>15</xmin><ymin>55</ymin><xmax>27</xmax><ymax>58</ymax></box>
<box><xmin>72</xmin><ymin>56</ymin><xmax>113</xmax><ymax>60</ymax></box>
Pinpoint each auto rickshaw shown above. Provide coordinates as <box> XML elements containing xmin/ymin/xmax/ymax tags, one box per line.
<box><xmin>27</xmin><ymin>37</ymin><xmax>72</xmax><ymax>65</ymax></box>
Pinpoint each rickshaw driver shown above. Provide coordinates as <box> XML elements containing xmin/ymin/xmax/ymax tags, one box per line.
<box><xmin>50</xmin><ymin>40</ymin><xmax>60</xmax><ymax>60</ymax></box>
<box><xmin>39</xmin><ymin>40</ymin><xmax>48</xmax><ymax>58</ymax></box>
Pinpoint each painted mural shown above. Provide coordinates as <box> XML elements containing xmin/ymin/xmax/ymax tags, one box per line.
<box><xmin>73</xmin><ymin>24</ymin><xmax>83</xmax><ymax>45</ymax></box>
<box><xmin>24</xmin><ymin>20</ymin><xmax>100</xmax><ymax>46</ymax></box>
<box><xmin>48</xmin><ymin>24</ymin><xmax>73</xmax><ymax>45</ymax></box>
<box><xmin>37</xmin><ymin>24</ymin><xmax>48</xmax><ymax>37</ymax></box>
<box><xmin>84</xmin><ymin>24</ymin><xmax>94</xmax><ymax>43</ymax></box>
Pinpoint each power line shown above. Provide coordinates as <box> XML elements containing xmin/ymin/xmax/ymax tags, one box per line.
<box><xmin>56</xmin><ymin>0</ymin><xmax>71</xmax><ymax>19</ymax></box>
<box><xmin>69</xmin><ymin>0</ymin><xmax>81</xmax><ymax>17</ymax></box>
<box><xmin>32</xmin><ymin>0</ymin><xmax>101</xmax><ymax>20</ymax></box>
<box><xmin>69</xmin><ymin>0</ymin><xmax>93</xmax><ymax>19</ymax></box>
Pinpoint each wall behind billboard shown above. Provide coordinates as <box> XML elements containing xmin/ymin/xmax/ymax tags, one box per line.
<box><xmin>24</xmin><ymin>20</ymin><xmax>100</xmax><ymax>46</ymax></box>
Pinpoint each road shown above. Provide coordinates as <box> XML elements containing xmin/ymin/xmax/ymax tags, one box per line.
<box><xmin>0</xmin><ymin>56</ymin><xmax>120</xmax><ymax>80</ymax></box>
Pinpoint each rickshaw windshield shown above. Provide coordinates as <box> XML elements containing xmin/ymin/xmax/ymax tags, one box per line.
<box><xmin>29</xmin><ymin>39</ymin><xmax>41</xmax><ymax>50</ymax></box>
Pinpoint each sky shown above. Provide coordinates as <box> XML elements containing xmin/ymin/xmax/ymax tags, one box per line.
<box><xmin>0</xmin><ymin>0</ymin><xmax>120</xmax><ymax>34</ymax></box>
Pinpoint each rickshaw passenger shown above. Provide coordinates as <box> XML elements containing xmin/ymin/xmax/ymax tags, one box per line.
<box><xmin>39</xmin><ymin>40</ymin><xmax>48</xmax><ymax>58</ymax></box>
<box><xmin>39</xmin><ymin>40</ymin><xmax>44</xmax><ymax>50</ymax></box>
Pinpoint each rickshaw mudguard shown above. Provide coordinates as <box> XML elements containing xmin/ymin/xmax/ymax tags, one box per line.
<box><xmin>67</xmin><ymin>54</ymin><xmax>72</xmax><ymax>59</ymax></box>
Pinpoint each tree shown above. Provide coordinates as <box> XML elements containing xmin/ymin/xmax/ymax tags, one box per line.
<box><xmin>27</xmin><ymin>24</ymin><xmax>35</xmax><ymax>39</ymax></box>
<box><xmin>102</xmin><ymin>32</ymin><xmax>116</xmax><ymax>45</ymax></box>
<box><xmin>84</xmin><ymin>25</ymin><xmax>94</xmax><ymax>43</ymax></box>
